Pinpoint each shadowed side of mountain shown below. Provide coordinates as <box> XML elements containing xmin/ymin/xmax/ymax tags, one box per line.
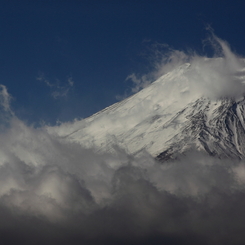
<box><xmin>156</xmin><ymin>97</ymin><xmax>245</xmax><ymax>161</ymax></box>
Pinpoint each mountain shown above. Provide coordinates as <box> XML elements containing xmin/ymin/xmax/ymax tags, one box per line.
<box><xmin>47</xmin><ymin>62</ymin><xmax>245</xmax><ymax>161</ymax></box>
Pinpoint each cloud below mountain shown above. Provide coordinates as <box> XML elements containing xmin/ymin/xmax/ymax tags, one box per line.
<box><xmin>0</xmin><ymin>116</ymin><xmax>244</xmax><ymax>244</ymax></box>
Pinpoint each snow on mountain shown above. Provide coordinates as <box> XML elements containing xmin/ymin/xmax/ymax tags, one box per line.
<box><xmin>47</xmin><ymin>58</ymin><xmax>245</xmax><ymax>161</ymax></box>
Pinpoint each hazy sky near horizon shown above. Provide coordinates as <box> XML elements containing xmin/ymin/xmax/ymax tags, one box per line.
<box><xmin>1</xmin><ymin>0</ymin><xmax>245</xmax><ymax>124</ymax></box>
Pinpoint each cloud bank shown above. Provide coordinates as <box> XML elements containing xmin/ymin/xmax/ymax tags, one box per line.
<box><xmin>1</xmin><ymin>36</ymin><xmax>245</xmax><ymax>245</ymax></box>
<box><xmin>1</xmin><ymin>118</ymin><xmax>245</xmax><ymax>245</ymax></box>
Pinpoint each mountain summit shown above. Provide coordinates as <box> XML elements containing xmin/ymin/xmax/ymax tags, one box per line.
<box><xmin>48</xmin><ymin>57</ymin><xmax>245</xmax><ymax>161</ymax></box>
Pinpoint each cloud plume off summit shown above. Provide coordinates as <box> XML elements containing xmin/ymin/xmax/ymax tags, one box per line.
<box><xmin>0</xmin><ymin>36</ymin><xmax>245</xmax><ymax>245</ymax></box>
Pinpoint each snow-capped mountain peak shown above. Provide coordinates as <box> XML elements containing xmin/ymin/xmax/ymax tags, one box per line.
<box><xmin>47</xmin><ymin>59</ymin><xmax>245</xmax><ymax>160</ymax></box>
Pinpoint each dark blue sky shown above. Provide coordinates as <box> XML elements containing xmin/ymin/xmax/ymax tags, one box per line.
<box><xmin>1</xmin><ymin>0</ymin><xmax>245</xmax><ymax>124</ymax></box>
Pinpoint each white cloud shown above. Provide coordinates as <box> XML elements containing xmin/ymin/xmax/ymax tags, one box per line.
<box><xmin>0</xmin><ymin>113</ymin><xmax>243</xmax><ymax>244</ymax></box>
<box><xmin>127</xmin><ymin>34</ymin><xmax>245</xmax><ymax>101</ymax></box>
<box><xmin>0</xmin><ymin>85</ymin><xmax>13</xmax><ymax>113</ymax></box>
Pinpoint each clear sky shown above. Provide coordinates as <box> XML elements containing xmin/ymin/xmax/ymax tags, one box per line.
<box><xmin>1</xmin><ymin>0</ymin><xmax>245</xmax><ymax>124</ymax></box>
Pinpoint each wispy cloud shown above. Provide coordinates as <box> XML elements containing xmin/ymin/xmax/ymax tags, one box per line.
<box><xmin>37</xmin><ymin>72</ymin><xmax>74</xmax><ymax>99</ymax></box>
<box><xmin>0</xmin><ymin>85</ymin><xmax>12</xmax><ymax>113</ymax></box>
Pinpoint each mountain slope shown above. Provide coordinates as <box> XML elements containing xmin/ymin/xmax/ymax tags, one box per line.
<box><xmin>47</xmin><ymin>61</ymin><xmax>245</xmax><ymax>160</ymax></box>
<box><xmin>156</xmin><ymin>97</ymin><xmax>245</xmax><ymax>161</ymax></box>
